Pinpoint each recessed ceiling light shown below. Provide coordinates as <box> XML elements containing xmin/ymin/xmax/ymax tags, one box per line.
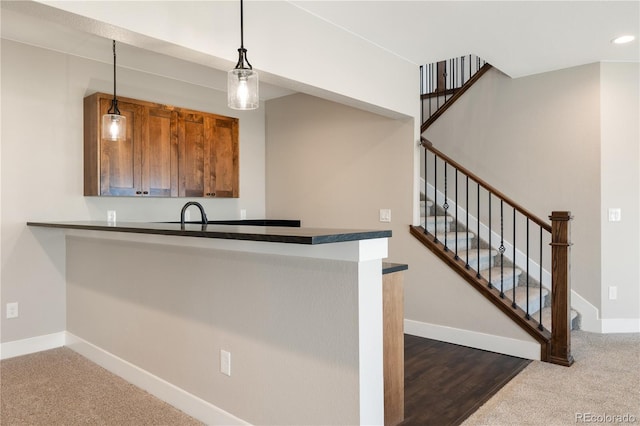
<box><xmin>612</xmin><ymin>35</ymin><xmax>635</xmax><ymax>44</ymax></box>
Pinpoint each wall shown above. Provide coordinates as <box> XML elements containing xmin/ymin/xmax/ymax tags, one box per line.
<box><xmin>29</xmin><ymin>0</ymin><xmax>419</xmax><ymax>120</ymax></box>
<box><xmin>66</xmin><ymin>235</ymin><xmax>370</xmax><ymax>425</ymax></box>
<box><xmin>1</xmin><ymin>39</ymin><xmax>266</xmax><ymax>343</ymax></box>
<box><xmin>600</xmin><ymin>62</ymin><xmax>640</xmax><ymax>326</ymax></box>
<box><xmin>266</xmin><ymin>93</ymin><xmax>539</xmax><ymax>358</ymax></box>
<box><xmin>425</xmin><ymin>62</ymin><xmax>639</xmax><ymax>330</ymax></box>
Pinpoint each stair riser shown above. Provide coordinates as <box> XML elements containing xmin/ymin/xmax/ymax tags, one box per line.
<box><xmin>487</xmin><ymin>272</ymin><xmax>522</xmax><ymax>292</ymax></box>
<box><xmin>439</xmin><ymin>235</ymin><xmax>474</xmax><ymax>250</ymax></box>
<box><xmin>423</xmin><ymin>222</ymin><xmax>450</xmax><ymax>233</ymax></box>
<box><xmin>513</xmin><ymin>295</ymin><xmax>545</xmax><ymax>317</ymax></box>
<box><xmin>465</xmin><ymin>255</ymin><xmax>495</xmax><ymax>272</ymax></box>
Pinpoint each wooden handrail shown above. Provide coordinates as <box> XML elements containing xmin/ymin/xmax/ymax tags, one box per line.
<box><xmin>421</xmin><ymin>63</ymin><xmax>493</xmax><ymax>132</ymax></box>
<box><xmin>420</xmin><ymin>137</ymin><xmax>552</xmax><ymax>233</ymax></box>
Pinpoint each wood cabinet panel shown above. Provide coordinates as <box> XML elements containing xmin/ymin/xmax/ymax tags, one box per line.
<box><xmin>177</xmin><ymin>112</ymin><xmax>239</xmax><ymax>198</ymax></box>
<box><xmin>144</xmin><ymin>107</ymin><xmax>177</xmax><ymax>197</ymax></box>
<box><xmin>211</xmin><ymin>117</ymin><xmax>239</xmax><ymax>198</ymax></box>
<box><xmin>84</xmin><ymin>93</ymin><xmax>238</xmax><ymax>198</ymax></box>
<box><xmin>98</xmin><ymin>98</ymin><xmax>142</xmax><ymax>196</ymax></box>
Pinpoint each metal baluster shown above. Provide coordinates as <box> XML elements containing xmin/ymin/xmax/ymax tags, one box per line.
<box><xmin>512</xmin><ymin>208</ymin><xmax>517</xmax><ymax>308</ymax></box>
<box><xmin>526</xmin><ymin>219</ymin><xmax>530</xmax><ymax>319</ymax></box>
<box><xmin>436</xmin><ymin>62</ymin><xmax>440</xmax><ymax>111</ymax></box>
<box><xmin>499</xmin><ymin>200</ymin><xmax>505</xmax><ymax>298</ymax></box>
<box><xmin>461</xmin><ymin>55</ymin><xmax>466</xmax><ymax>86</ymax></box>
<box><xmin>443</xmin><ymin>162</ymin><xmax>449</xmax><ymax>251</ymax></box>
<box><xmin>428</xmin><ymin>63</ymin><xmax>431</xmax><ymax>118</ymax></box>
<box><xmin>454</xmin><ymin>167</ymin><xmax>459</xmax><ymax>260</ymax></box>
<box><xmin>420</xmin><ymin>65</ymin><xmax>423</xmax><ymax>124</ymax></box>
<box><xmin>423</xmin><ymin>146</ymin><xmax>428</xmax><ymax>235</ymax></box>
<box><xmin>538</xmin><ymin>228</ymin><xmax>544</xmax><ymax>330</ymax></box>
<box><xmin>433</xmin><ymin>154</ymin><xmax>438</xmax><ymax>243</ymax></box>
<box><xmin>465</xmin><ymin>176</ymin><xmax>470</xmax><ymax>269</ymax></box>
<box><xmin>476</xmin><ymin>183</ymin><xmax>481</xmax><ymax>278</ymax></box>
<box><xmin>488</xmin><ymin>193</ymin><xmax>492</xmax><ymax>288</ymax></box>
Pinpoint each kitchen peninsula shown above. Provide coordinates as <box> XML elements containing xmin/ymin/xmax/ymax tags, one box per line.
<box><xmin>27</xmin><ymin>220</ymin><xmax>393</xmax><ymax>425</ymax></box>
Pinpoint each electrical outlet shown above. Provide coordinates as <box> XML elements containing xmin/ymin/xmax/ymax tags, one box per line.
<box><xmin>379</xmin><ymin>209</ymin><xmax>391</xmax><ymax>223</ymax></box>
<box><xmin>240</xmin><ymin>209</ymin><xmax>247</xmax><ymax>220</ymax></box>
<box><xmin>107</xmin><ymin>210</ymin><xmax>117</xmax><ymax>224</ymax></box>
<box><xmin>220</xmin><ymin>350</ymin><xmax>231</xmax><ymax>376</ymax></box>
<box><xmin>608</xmin><ymin>208</ymin><xmax>621</xmax><ymax>222</ymax></box>
<box><xmin>6</xmin><ymin>302</ymin><xmax>19</xmax><ymax>319</ymax></box>
<box><xmin>609</xmin><ymin>286</ymin><xmax>617</xmax><ymax>300</ymax></box>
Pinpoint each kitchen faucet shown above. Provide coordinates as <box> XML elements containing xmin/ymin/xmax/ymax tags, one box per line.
<box><xmin>180</xmin><ymin>201</ymin><xmax>208</xmax><ymax>227</ymax></box>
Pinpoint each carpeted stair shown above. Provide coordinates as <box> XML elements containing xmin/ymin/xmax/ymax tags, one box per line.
<box><xmin>421</xmin><ymin>199</ymin><xmax>579</xmax><ymax>331</ymax></box>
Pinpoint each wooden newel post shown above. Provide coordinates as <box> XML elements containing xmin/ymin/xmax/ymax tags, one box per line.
<box><xmin>548</xmin><ymin>211</ymin><xmax>574</xmax><ymax>366</ymax></box>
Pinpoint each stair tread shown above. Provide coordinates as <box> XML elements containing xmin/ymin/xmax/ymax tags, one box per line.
<box><xmin>513</xmin><ymin>286</ymin><xmax>548</xmax><ymax>300</ymax></box>
<box><xmin>434</xmin><ymin>231</ymin><xmax>474</xmax><ymax>238</ymax></box>
<box><xmin>482</xmin><ymin>266</ymin><xmax>522</xmax><ymax>279</ymax></box>
<box><xmin>421</xmin><ymin>215</ymin><xmax>454</xmax><ymax>223</ymax></box>
<box><xmin>465</xmin><ymin>248</ymin><xmax>497</xmax><ymax>260</ymax></box>
<box><xmin>537</xmin><ymin>307</ymin><xmax>579</xmax><ymax>331</ymax></box>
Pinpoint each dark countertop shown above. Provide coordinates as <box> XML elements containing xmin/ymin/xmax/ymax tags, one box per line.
<box><xmin>26</xmin><ymin>221</ymin><xmax>392</xmax><ymax>245</ymax></box>
<box><xmin>382</xmin><ymin>262</ymin><xmax>409</xmax><ymax>274</ymax></box>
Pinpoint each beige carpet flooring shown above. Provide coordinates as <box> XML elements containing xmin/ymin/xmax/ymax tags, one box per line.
<box><xmin>463</xmin><ymin>331</ymin><xmax>640</xmax><ymax>426</ymax></box>
<box><xmin>0</xmin><ymin>347</ymin><xmax>203</xmax><ymax>425</ymax></box>
<box><xmin>1</xmin><ymin>331</ymin><xmax>637</xmax><ymax>425</ymax></box>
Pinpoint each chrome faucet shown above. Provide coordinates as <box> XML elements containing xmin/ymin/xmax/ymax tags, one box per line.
<box><xmin>180</xmin><ymin>201</ymin><xmax>208</xmax><ymax>227</ymax></box>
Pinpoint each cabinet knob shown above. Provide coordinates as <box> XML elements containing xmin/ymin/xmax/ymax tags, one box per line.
<box><xmin>143</xmin><ymin>191</ymin><xmax>149</xmax><ymax>195</ymax></box>
<box><xmin>136</xmin><ymin>191</ymin><xmax>142</xmax><ymax>195</ymax></box>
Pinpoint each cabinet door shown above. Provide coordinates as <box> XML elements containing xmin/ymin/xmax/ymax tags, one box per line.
<box><xmin>178</xmin><ymin>112</ymin><xmax>239</xmax><ymax>198</ymax></box>
<box><xmin>208</xmin><ymin>116</ymin><xmax>239</xmax><ymax>198</ymax></box>
<box><xmin>99</xmin><ymin>99</ymin><xmax>142</xmax><ymax>196</ymax></box>
<box><xmin>142</xmin><ymin>107</ymin><xmax>178</xmax><ymax>196</ymax></box>
<box><xmin>178</xmin><ymin>112</ymin><xmax>207</xmax><ymax>197</ymax></box>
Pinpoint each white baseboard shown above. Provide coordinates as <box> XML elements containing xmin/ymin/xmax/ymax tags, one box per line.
<box><xmin>571</xmin><ymin>290</ymin><xmax>601</xmax><ymax>332</ymax></box>
<box><xmin>405</xmin><ymin>319</ymin><xmax>541</xmax><ymax>360</ymax></box>
<box><xmin>569</xmin><ymin>292</ymin><xmax>640</xmax><ymax>333</ymax></box>
<box><xmin>65</xmin><ymin>333</ymin><xmax>249</xmax><ymax>425</ymax></box>
<box><xmin>601</xmin><ymin>318</ymin><xmax>640</xmax><ymax>333</ymax></box>
<box><xmin>0</xmin><ymin>332</ymin><xmax>65</xmax><ymax>360</ymax></box>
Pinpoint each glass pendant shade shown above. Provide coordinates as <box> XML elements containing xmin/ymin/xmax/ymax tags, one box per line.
<box><xmin>102</xmin><ymin>113</ymin><xmax>127</xmax><ymax>141</ymax></box>
<box><xmin>227</xmin><ymin>68</ymin><xmax>259</xmax><ymax>110</ymax></box>
<box><xmin>102</xmin><ymin>40</ymin><xmax>126</xmax><ymax>141</ymax></box>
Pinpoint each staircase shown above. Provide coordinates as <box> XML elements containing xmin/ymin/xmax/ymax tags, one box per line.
<box><xmin>413</xmin><ymin>55</ymin><xmax>575</xmax><ymax>366</ymax></box>
<box><xmin>419</xmin><ymin>198</ymin><xmax>579</xmax><ymax>332</ymax></box>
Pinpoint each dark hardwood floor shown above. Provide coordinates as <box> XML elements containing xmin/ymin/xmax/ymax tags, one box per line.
<box><xmin>402</xmin><ymin>334</ymin><xmax>531</xmax><ymax>426</ymax></box>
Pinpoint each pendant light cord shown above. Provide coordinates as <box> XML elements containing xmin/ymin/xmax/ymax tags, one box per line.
<box><xmin>233</xmin><ymin>0</ymin><xmax>252</xmax><ymax>70</ymax></box>
<box><xmin>108</xmin><ymin>40</ymin><xmax>121</xmax><ymax>115</ymax></box>
<box><xmin>240</xmin><ymin>0</ymin><xmax>244</xmax><ymax>49</ymax></box>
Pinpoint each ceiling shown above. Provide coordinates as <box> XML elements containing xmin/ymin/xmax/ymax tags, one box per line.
<box><xmin>291</xmin><ymin>1</ymin><xmax>639</xmax><ymax>78</ymax></box>
<box><xmin>1</xmin><ymin>1</ymin><xmax>638</xmax><ymax>100</ymax></box>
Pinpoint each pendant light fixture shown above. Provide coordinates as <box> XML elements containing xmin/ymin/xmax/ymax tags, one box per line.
<box><xmin>228</xmin><ymin>0</ymin><xmax>259</xmax><ymax>110</ymax></box>
<box><xmin>102</xmin><ymin>40</ymin><xmax>127</xmax><ymax>141</ymax></box>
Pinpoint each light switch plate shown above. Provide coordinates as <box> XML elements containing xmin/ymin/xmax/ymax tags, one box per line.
<box><xmin>220</xmin><ymin>350</ymin><xmax>231</xmax><ymax>376</ymax></box>
<box><xmin>6</xmin><ymin>302</ymin><xmax>18</xmax><ymax>319</ymax></box>
<box><xmin>379</xmin><ymin>209</ymin><xmax>391</xmax><ymax>223</ymax></box>
<box><xmin>608</xmin><ymin>208</ymin><xmax>621</xmax><ymax>222</ymax></box>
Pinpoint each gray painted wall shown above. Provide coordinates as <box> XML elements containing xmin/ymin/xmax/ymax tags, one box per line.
<box><xmin>265</xmin><ymin>93</ymin><xmax>537</xmax><ymax>346</ymax></box>
<box><xmin>66</xmin><ymin>236</ymin><xmax>362</xmax><ymax>425</ymax></box>
<box><xmin>425</xmin><ymin>62</ymin><xmax>639</xmax><ymax>325</ymax></box>
<box><xmin>1</xmin><ymin>40</ymin><xmax>267</xmax><ymax>342</ymax></box>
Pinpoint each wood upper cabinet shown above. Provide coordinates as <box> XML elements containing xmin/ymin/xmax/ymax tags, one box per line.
<box><xmin>84</xmin><ymin>93</ymin><xmax>238</xmax><ymax>198</ymax></box>
<box><xmin>177</xmin><ymin>112</ymin><xmax>239</xmax><ymax>198</ymax></box>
